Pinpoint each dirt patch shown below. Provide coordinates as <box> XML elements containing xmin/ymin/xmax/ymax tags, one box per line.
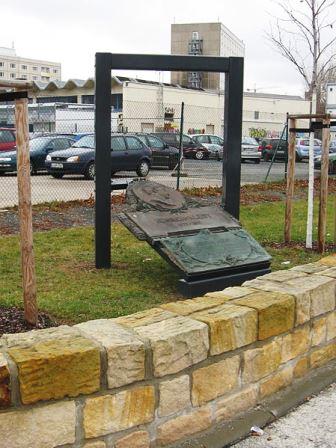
<box><xmin>0</xmin><ymin>306</ymin><xmax>57</xmax><ymax>337</ymax></box>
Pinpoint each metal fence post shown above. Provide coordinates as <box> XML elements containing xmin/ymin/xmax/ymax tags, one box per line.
<box><xmin>176</xmin><ymin>101</ymin><xmax>184</xmax><ymax>191</ymax></box>
<box><xmin>95</xmin><ymin>53</ymin><xmax>112</xmax><ymax>269</ymax></box>
<box><xmin>222</xmin><ymin>57</ymin><xmax>244</xmax><ymax>219</ymax></box>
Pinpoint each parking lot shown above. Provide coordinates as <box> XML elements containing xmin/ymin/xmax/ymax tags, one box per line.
<box><xmin>0</xmin><ymin>159</ymin><xmax>312</xmax><ymax>208</ymax></box>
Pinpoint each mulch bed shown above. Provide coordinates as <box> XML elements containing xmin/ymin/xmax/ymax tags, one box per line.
<box><xmin>0</xmin><ymin>306</ymin><xmax>56</xmax><ymax>337</ymax></box>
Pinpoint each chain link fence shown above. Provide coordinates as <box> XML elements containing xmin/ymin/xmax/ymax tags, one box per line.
<box><xmin>0</xmin><ymin>98</ymin><xmax>229</xmax><ymax>208</ymax></box>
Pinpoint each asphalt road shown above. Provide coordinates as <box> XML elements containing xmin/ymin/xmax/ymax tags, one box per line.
<box><xmin>233</xmin><ymin>383</ymin><xmax>336</xmax><ymax>448</ymax></box>
<box><xmin>0</xmin><ymin>160</ymin><xmax>312</xmax><ymax>208</ymax></box>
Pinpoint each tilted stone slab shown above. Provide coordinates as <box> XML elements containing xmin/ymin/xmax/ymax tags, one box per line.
<box><xmin>190</xmin><ymin>303</ymin><xmax>257</xmax><ymax>355</ymax></box>
<box><xmin>0</xmin><ymin>353</ymin><xmax>10</xmax><ymax>408</ymax></box>
<box><xmin>291</xmin><ymin>263</ymin><xmax>330</xmax><ymax>274</ymax></box>
<box><xmin>232</xmin><ymin>291</ymin><xmax>295</xmax><ymax>340</ymax></box>
<box><xmin>0</xmin><ymin>400</ymin><xmax>76</xmax><ymax>448</ymax></box>
<box><xmin>83</xmin><ymin>386</ymin><xmax>155</xmax><ymax>438</ymax></box>
<box><xmin>160</xmin><ymin>295</ymin><xmax>229</xmax><ymax>316</ymax></box>
<box><xmin>318</xmin><ymin>254</ymin><xmax>336</xmax><ymax>267</ymax></box>
<box><xmin>115</xmin><ymin>308</ymin><xmax>176</xmax><ymax>328</ymax></box>
<box><xmin>75</xmin><ymin>319</ymin><xmax>145</xmax><ymax>389</ymax></box>
<box><xmin>192</xmin><ymin>356</ymin><xmax>240</xmax><ymax>406</ymax></box>
<box><xmin>318</xmin><ymin>267</ymin><xmax>336</xmax><ymax>279</ymax></box>
<box><xmin>4</xmin><ymin>326</ymin><xmax>100</xmax><ymax>405</ymax></box>
<box><xmin>261</xmin><ymin>270</ymin><xmax>307</xmax><ymax>282</ymax></box>
<box><xmin>135</xmin><ymin>316</ymin><xmax>209</xmax><ymax>377</ymax></box>
<box><xmin>243</xmin><ymin>339</ymin><xmax>282</xmax><ymax>383</ymax></box>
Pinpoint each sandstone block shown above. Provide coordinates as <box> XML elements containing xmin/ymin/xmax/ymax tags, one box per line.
<box><xmin>115</xmin><ymin>431</ymin><xmax>150</xmax><ymax>448</ymax></box>
<box><xmin>326</xmin><ymin>312</ymin><xmax>336</xmax><ymax>341</ymax></box>
<box><xmin>311</xmin><ymin>317</ymin><xmax>327</xmax><ymax>347</ymax></box>
<box><xmin>192</xmin><ymin>356</ymin><xmax>240</xmax><ymax>406</ymax></box>
<box><xmin>233</xmin><ymin>291</ymin><xmax>295</xmax><ymax>340</ymax></box>
<box><xmin>0</xmin><ymin>400</ymin><xmax>75</xmax><ymax>448</ymax></box>
<box><xmin>281</xmin><ymin>326</ymin><xmax>310</xmax><ymax>362</ymax></box>
<box><xmin>286</xmin><ymin>275</ymin><xmax>336</xmax><ymax>318</ymax></box>
<box><xmin>291</xmin><ymin>263</ymin><xmax>329</xmax><ymax>274</ymax></box>
<box><xmin>5</xmin><ymin>326</ymin><xmax>100</xmax><ymax>404</ymax></box>
<box><xmin>319</xmin><ymin>267</ymin><xmax>336</xmax><ymax>279</ymax></box>
<box><xmin>84</xmin><ymin>386</ymin><xmax>155</xmax><ymax>438</ymax></box>
<box><xmin>293</xmin><ymin>357</ymin><xmax>309</xmax><ymax>378</ymax></box>
<box><xmin>262</xmin><ymin>270</ymin><xmax>307</xmax><ymax>282</ymax></box>
<box><xmin>157</xmin><ymin>406</ymin><xmax>212</xmax><ymax>446</ymax></box>
<box><xmin>259</xmin><ymin>366</ymin><xmax>293</xmax><ymax>399</ymax></box>
<box><xmin>0</xmin><ymin>353</ymin><xmax>10</xmax><ymax>408</ymax></box>
<box><xmin>76</xmin><ymin>319</ymin><xmax>145</xmax><ymax>388</ymax></box>
<box><xmin>135</xmin><ymin>316</ymin><xmax>209</xmax><ymax>377</ymax></box>
<box><xmin>191</xmin><ymin>303</ymin><xmax>257</xmax><ymax>355</ymax></box>
<box><xmin>115</xmin><ymin>308</ymin><xmax>176</xmax><ymax>328</ymax></box>
<box><xmin>215</xmin><ymin>385</ymin><xmax>258</xmax><ymax>422</ymax></box>
<box><xmin>160</xmin><ymin>295</ymin><xmax>229</xmax><ymax>316</ymax></box>
<box><xmin>206</xmin><ymin>286</ymin><xmax>256</xmax><ymax>299</ymax></box>
<box><xmin>159</xmin><ymin>375</ymin><xmax>190</xmax><ymax>417</ymax></box>
<box><xmin>310</xmin><ymin>343</ymin><xmax>336</xmax><ymax>369</ymax></box>
<box><xmin>318</xmin><ymin>254</ymin><xmax>336</xmax><ymax>267</ymax></box>
<box><xmin>243</xmin><ymin>340</ymin><xmax>282</xmax><ymax>383</ymax></box>
<box><xmin>83</xmin><ymin>442</ymin><xmax>106</xmax><ymax>448</ymax></box>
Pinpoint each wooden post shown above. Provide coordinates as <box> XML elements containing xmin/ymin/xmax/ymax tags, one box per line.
<box><xmin>318</xmin><ymin>115</ymin><xmax>330</xmax><ymax>253</ymax></box>
<box><xmin>285</xmin><ymin>118</ymin><xmax>296</xmax><ymax>243</ymax></box>
<box><xmin>14</xmin><ymin>97</ymin><xmax>38</xmax><ymax>325</ymax></box>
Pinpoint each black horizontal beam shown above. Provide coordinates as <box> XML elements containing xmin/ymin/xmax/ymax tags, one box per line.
<box><xmin>98</xmin><ymin>52</ymin><xmax>232</xmax><ymax>73</ymax></box>
<box><xmin>0</xmin><ymin>91</ymin><xmax>28</xmax><ymax>102</ymax></box>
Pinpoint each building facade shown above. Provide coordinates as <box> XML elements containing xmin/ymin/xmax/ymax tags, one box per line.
<box><xmin>170</xmin><ymin>22</ymin><xmax>245</xmax><ymax>91</ymax></box>
<box><xmin>0</xmin><ymin>46</ymin><xmax>61</xmax><ymax>83</ymax></box>
<box><xmin>326</xmin><ymin>83</ymin><xmax>336</xmax><ymax>136</ymax></box>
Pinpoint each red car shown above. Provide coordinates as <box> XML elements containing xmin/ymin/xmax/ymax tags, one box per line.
<box><xmin>0</xmin><ymin>128</ymin><xmax>16</xmax><ymax>152</ymax></box>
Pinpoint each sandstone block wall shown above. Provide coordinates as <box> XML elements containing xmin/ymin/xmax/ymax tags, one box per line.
<box><xmin>0</xmin><ymin>255</ymin><xmax>335</xmax><ymax>448</ymax></box>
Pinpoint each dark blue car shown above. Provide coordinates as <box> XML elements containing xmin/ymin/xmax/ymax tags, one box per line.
<box><xmin>45</xmin><ymin>133</ymin><xmax>152</xmax><ymax>180</ymax></box>
<box><xmin>0</xmin><ymin>135</ymin><xmax>74</xmax><ymax>175</ymax></box>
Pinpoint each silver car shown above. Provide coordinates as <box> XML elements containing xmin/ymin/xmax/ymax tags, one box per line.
<box><xmin>190</xmin><ymin>134</ymin><xmax>224</xmax><ymax>160</ymax></box>
<box><xmin>241</xmin><ymin>137</ymin><xmax>261</xmax><ymax>164</ymax></box>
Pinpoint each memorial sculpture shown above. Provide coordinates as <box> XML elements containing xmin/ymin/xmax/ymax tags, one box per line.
<box><xmin>119</xmin><ymin>180</ymin><xmax>271</xmax><ymax>296</ymax></box>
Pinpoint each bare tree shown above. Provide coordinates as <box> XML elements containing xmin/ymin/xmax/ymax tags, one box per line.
<box><xmin>268</xmin><ymin>0</ymin><xmax>336</xmax><ymax>105</ymax></box>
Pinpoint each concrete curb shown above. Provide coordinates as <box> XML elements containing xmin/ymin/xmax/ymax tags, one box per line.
<box><xmin>177</xmin><ymin>359</ymin><xmax>336</xmax><ymax>448</ymax></box>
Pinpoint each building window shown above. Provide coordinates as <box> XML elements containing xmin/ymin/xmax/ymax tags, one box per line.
<box><xmin>111</xmin><ymin>94</ymin><xmax>123</xmax><ymax>111</ymax></box>
<box><xmin>21</xmin><ymin>65</ymin><xmax>27</xmax><ymax>70</ymax></box>
<box><xmin>20</xmin><ymin>74</ymin><xmax>27</xmax><ymax>79</ymax></box>
<box><xmin>10</xmin><ymin>73</ymin><xmax>15</xmax><ymax>78</ymax></box>
<box><xmin>82</xmin><ymin>95</ymin><xmax>94</xmax><ymax>104</ymax></box>
<box><xmin>32</xmin><ymin>76</ymin><xmax>38</xmax><ymax>80</ymax></box>
<box><xmin>254</xmin><ymin>111</ymin><xmax>260</xmax><ymax>120</ymax></box>
<box><xmin>0</xmin><ymin>62</ymin><xmax>3</xmax><ymax>67</ymax></box>
<box><xmin>53</xmin><ymin>68</ymin><xmax>58</xmax><ymax>74</ymax></box>
<box><xmin>33</xmin><ymin>66</ymin><xmax>38</xmax><ymax>71</ymax></box>
<box><xmin>41</xmin><ymin>76</ymin><xmax>50</xmax><ymax>81</ymax></box>
<box><xmin>0</xmin><ymin>72</ymin><xmax>4</xmax><ymax>77</ymax></box>
<box><xmin>10</xmin><ymin>63</ymin><xmax>16</xmax><ymax>68</ymax></box>
<box><xmin>36</xmin><ymin>95</ymin><xmax>78</xmax><ymax>104</ymax></box>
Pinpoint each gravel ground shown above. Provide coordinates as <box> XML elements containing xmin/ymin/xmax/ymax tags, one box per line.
<box><xmin>233</xmin><ymin>383</ymin><xmax>336</xmax><ymax>448</ymax></box>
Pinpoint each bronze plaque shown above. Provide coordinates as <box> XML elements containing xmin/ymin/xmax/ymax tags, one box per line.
<box><xmin>124</xmin><ymin>206</ymin><xmax>240</xmax><ymax>239</ymax></box>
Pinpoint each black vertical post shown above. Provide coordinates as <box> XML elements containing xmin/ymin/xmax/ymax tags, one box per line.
<box><xmin>222</xmin><ymin>57</ymin><xmax>244</xmax><ymax>219</ymax></box>
<box><xmin>176</xmin><ymin>101</ymin><xmax>184</xmax><ymax>191</ymax></box>
<box><xmin>95</xmin><ymin>53</ymin><xmax>112</xmax><ymax>268</ymax></box>
<box><xmin>285</xmin><ymin>113</ymin><xmax>289</xmax><ymax>179</ymax></box>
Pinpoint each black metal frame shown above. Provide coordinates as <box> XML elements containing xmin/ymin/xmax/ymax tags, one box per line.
<box><xmin>0</xmin><ymin>91</ymin><xmax>28</xmax><ymax>102</ymax></box>
<box><xmin>95</xmin><ymin>52</ymin><xmax>244</xmax><ymax>268</ymax></box>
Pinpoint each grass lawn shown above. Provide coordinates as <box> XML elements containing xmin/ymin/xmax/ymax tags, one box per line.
<box><xmin>0</xmin><ymin>196</ymin><xmax>334</xmax><ymax>324</ymax></box>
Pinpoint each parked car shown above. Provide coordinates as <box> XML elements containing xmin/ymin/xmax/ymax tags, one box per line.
<box><xmin>0</xmin><ymin>128</ymin><xmax>16</xmax><ymax>152</ymax></box>
<box><xmin>135</xmin><ymin>133</ymin><xmax>179</xmax><ymax>169</ymax></box>
<box><xmin>296</xmin><ymin>138</ymin><xmax>321</xmax><ymax>161</ymax></box>
<box><xmin>45</xmin><ymin>133</ymin><xmax>152</xmax><ymax>180</ymax></box>
<box><xmin>329</xmin><ymin>140</ymin><xmax>336</xmax><ymax>153</ymax></box>
<box><xmin>314</xmin><ymin>152</ymin><xmax>336</xmax><ymax>174</ymax></box>
<box><xmin>241</xmin><ymin>137</ymin><xmax>261</xmax><ymax>163</ymax></box>
<box><xmin>0</xmin><ymin>135</ymin><xmax>74</xmax><ymax>175</ymax></box>
<box><xmin>153</xmin><ymin>132</ymin><xmax>209</xmax><ymax>160</ymax></box>
<box><xmin>259</xmin><ymin>138</ymin><xmax>288</xmax><ymax>161</ymax></box>
<box><xmin>190</xmin><ymin>134</ymin><xmax>224</xmax><ymax>160</ymax></box>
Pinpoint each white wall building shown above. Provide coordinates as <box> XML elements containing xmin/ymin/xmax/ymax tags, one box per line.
<box><xmin>0</xmin><ymin>46</ymin><xmax>61</xmax><ymax>82</ymax></box>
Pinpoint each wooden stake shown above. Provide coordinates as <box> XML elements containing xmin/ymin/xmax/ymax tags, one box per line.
<box><xmin>14</xmin><ymin>97</ymin><xmax>38</xmax><ymax>325</ymax></box>
<box><xmin>285</xmin><ymin>118</ymin><xmax>296</xmax><ymax>243</ymax></box>
<box><xmin>318</xmin><ymin>116</ymin><xmax>330</xmax><ymax>253</ymax></box>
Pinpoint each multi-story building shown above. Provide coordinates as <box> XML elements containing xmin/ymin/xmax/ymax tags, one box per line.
<box><xmin>171</xmin><ymin>22</ymin><xmax>245</xmax><ymax>91</ymax></box>
<box><xmin>326</xmin><ymin>82</ymin><xmax>336</xmax><ymax>136</ymax></box>
<box><xmin>0</xmin><ymin>46</ymin><xmax>61</xmax><ymax>83</ymax></box>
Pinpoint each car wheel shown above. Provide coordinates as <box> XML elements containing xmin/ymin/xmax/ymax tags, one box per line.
<box><xmin>194</xmin><ymin>150</ymin><xmax>205</xmax><ymax>160</ymax></box>
<box><xmin>51</xmin><ymin>173</ymin><xmax>64</xmax><ymax>179</ymax></box>
<box><xmin>30</xmin><ymin>162</ymin><xmax>36</xmax><ymax>175</ymax></box>
<box><xmin>136</xmin><ymin>160</ymin><xmax>150</xmax><ymax>177</ymax></box>
<box><xmin>254</xmin><ymin>158</ymin><xmax>260</xmax><ymax>164</ymax></box>
<box><xmin>296</xmin><ymin>153</ymin><xmax>302</xmax><ymax>162</ymax></box>
<box><xmin>84</xmin><ymin>162</ymin><xmax>95</xmax><ymax>180</ymax></box>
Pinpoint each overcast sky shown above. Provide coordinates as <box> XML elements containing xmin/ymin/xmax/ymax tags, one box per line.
<box><xmin>1</xmin><ymin>0</ymin><xmax>335</xmax><ymax>95</ymax></box>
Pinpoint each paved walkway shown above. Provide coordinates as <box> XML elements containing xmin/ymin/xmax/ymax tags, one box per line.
<box><xmin>233</xmin><ymin>383</ymin><xmax>336</xmax><ymax>448</ymax></box>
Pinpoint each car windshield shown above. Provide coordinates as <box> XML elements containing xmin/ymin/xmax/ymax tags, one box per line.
<box><xmin>242</xmin><ymin>137</ymin><xmax>258</xmax><ymax>145</ymax></box>
<box><xmin>73</xmin><ymin>135</ymin><xmax>95</xmax><ymax>148</ymax></box>
<box><xmin>29</xmin><ymin>137</ymin><xmax>51</xmax><ymax>151</ymax></box>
